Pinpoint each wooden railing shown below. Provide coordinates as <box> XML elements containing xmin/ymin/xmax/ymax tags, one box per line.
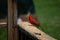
<box><xmin>0</xmin><ymin>20</ymin><xmax>56</xmax><ymax>40</ymax></box>
<box><xmin>0</xmin><ymin>20</ymin><xmax>38</xmax><ymax>40</ymax></box>
<box><xmin>0</xmin><ymin>0</ymin><xmax>56</xmax><ymax>40</ymax></box>
<box><xmin>0</xmin><ymin>0</ymin><xmax>39</xmax><ymax>39</ymax></box>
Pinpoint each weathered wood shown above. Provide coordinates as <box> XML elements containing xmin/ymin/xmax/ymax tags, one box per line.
<box><xmin>17</xmin><ymin>22</ymin><xmax>56</xmax><ymax>40</ymax></box>
<box><xmin>8</xmin><ymin>0</ymin><xmax>14</xmax><ymax>40</ymax></box>
<box><xmin>13</xmin><ymin>0</ymin><xmax>18</xmax><ymax>40</ymax></box>
<box><xmin>8</xmin><ymin>0</ymin><xmax>18</xmax><ymax>40</ymax></box>
<box><xmin>0</xmin><ymin>20</ymin><xmax>57</xmax><ymax>40</ymax></box>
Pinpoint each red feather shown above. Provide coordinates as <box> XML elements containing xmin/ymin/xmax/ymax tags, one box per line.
<box><xmin>29</xmin><ymin>15</ymin><xmax>40</xmax><ymax>26</ymax></box>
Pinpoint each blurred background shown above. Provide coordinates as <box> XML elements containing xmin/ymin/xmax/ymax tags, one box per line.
<box><xmin>0</xmin><ymin>0</ymin><xmax>7</xmax><ymax>40</ymax></box>
<box><xmin>0</xmin><ymin>0</ymin><xmax>60</xmax><ymax>40</ymax></box>
<box><xmin>34</xmin><ymin>0</ymin><xmax>60</xmax><ymax>40</ymax></box>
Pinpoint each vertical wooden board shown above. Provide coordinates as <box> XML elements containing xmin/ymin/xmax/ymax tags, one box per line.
<box><xmin>8</xmin><ymin>0</ymin><xmax>14</xmax><ymax>40</ymax></box>
<box><xmin>13</xmin><ymin>0</ymin><xmax>18</xmax><ymax>40</ymax></box>
<box><xmin>8</xmin><ymin>0</ymin><xmax>18</xmax><ymax>40</ymax></box>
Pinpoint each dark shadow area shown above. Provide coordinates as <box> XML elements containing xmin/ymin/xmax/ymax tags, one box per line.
<box><xmin>0</xmin><ymin>0</ymin><xmax>7</xmax><ymax>19</ymax></box>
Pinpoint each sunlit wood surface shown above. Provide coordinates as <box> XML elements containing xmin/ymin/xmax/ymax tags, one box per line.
<box><xmin>0</xmin><ymin>19</ymin><xmax>56</xmax><ymax>40</ymax></box>
<box><xmin>17</xmin><ymin>22</ymin><xmax>56</xmax><ymax>40</ymax></box>
<box><xmin>0</xmin><ymin>19</ymin><xmax>7</xmax><ymax>26</ymax></box>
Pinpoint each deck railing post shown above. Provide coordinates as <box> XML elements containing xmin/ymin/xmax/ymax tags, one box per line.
<box><xmin>8</xmin><ymin>0</ymin><xmax>18</xmax><ymax>40</ymax></box>
<box><xmin>8</xmin><ymin>0</ymin><xmax>14</xmax><ymax>40</ymax></box>
<box><xmin>13</xmin><ymin>0</ymin><xmax>18</xmax><ymax>40</ymax></box>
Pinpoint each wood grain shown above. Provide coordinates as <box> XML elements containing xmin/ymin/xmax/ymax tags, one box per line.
<box><xmin>17</xmin><ymin>22</ymin><xmax>56</xmax><ymax>40</ymax></box>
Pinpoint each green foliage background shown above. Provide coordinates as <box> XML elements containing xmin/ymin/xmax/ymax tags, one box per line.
<box><xmin>0</xmin><ymin>0</ymin><xmax>60</xmax><ymax>40</ymax></box>
<box><xmin>34</xmin><ymin>0</ymin><xmax>60</xmax><ymax>40</ymax></box>
<box><xmin>0</xmin><ymin>28</ymin><xmax>7</xmax><ymax>40</ymax></box>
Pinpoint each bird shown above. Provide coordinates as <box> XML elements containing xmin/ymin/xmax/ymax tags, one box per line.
<box><xmin>29</xmin><ymin>14</ymin><xmax>40</xmax><ymax>26</ymax></box>
<box><xmin>20</xmin><ymin>13</ymin><xmax>41</xmax><ymax>26</ymax></box>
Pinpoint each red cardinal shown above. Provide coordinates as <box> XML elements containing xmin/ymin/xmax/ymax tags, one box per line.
<box><xmin>29</xmin><ymin>15</ymin><xmax>40</xmax><ymax>26</ymax></box>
